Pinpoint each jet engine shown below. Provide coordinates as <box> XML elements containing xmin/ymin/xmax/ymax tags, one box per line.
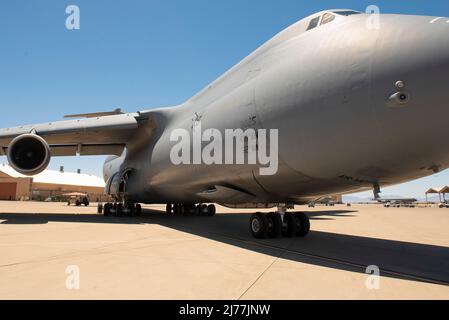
<box><xmin>7</xmin><ymin>134</ymin><xmax>51</xmax><ymax>176</ymax></box>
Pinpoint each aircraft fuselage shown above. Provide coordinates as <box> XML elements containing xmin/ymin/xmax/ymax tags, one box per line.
<box><xmin>103</xmin><ymin>12</ymin><xmax>449</xmax><ymax>207</ymax></box>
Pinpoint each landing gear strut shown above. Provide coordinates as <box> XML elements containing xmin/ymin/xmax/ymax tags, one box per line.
<box><xmin>249</xmin><ymin>208</ymin><xmax>310</xmax><ymax>239</ymax></box>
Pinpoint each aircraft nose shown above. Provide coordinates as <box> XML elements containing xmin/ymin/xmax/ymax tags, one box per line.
<box><xmin>372</xmin><ymin>15</ymin><xmax>449</xmax><ymax>119</ymax></box>
<box><xmin>399</xmin><ymin>19</ymin><xmax>449</xmax><ymax>110</ymax></box>
<box><xmin>373</xmin><ymin>15</ymin><xmax>449</xmax><ymax>97</ymax></box>
<box><xmin>371</xmin><ymin>15</ymin><xmax>449</xmax><ymax>171</ymax></box>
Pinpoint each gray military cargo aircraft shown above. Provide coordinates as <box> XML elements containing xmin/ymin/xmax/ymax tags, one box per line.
<box><xmin>1</xmin><ymin>9</ymin><xmax>449</xmax><ymax>239</ymax></box>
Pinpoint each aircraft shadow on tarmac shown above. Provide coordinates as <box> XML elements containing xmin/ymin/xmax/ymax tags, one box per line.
<box><xmin>1</xmin><ymin>208</ymin><xmax>448</xmax><ymax>286</ymax></box>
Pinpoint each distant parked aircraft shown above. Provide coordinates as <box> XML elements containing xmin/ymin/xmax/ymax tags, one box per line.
<box><xmin>378</xmin><ymin>198</ymin><xmax>418</xmax><ymax>208</ymax></box>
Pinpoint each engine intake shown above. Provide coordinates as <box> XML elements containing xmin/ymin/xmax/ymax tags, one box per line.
<box><xmin>7</xmin><ymin>134</ymin><xmax>51</xmax><ymax>176</ymax></box>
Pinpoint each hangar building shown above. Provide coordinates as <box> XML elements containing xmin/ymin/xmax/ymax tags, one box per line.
<box><xmin>0</xmin><ymin>164</ymin><xmax>107</xmax><ymax>202</ymax></box>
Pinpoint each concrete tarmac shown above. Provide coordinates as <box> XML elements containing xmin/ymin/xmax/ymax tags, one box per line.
<box><xmin>0</xmin><ymin>201</ymin><xmax>448</xmax><ymax>300</ymax></box>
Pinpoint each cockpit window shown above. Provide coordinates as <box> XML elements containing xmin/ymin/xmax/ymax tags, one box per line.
<box><xmin>333</xmin><ymin>10</ymin><xmax>360</xmax><ymax>16</ymax></box>
<box><xmin>321</xmin><ymin>13</ymin><xmax>335</xmax><ymax>25</ymax></box>
<box><xmin>306</xmin><ymin>16</ymin><xmax>321</xmax><ymax>31</ymax></box>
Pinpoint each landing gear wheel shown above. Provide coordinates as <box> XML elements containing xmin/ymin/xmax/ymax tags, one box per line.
<box><xmin>266</xmin><ymin>212</ymin><xmax>282</xmax><ymax>238</ymax></box>
<box><xmin>294</xmin><ymin>213</ymin><xmax>310</xmax><ymax>237</ymax></box>
<box><xmin>282</xmin><ymin>213</ymin><xmax>297</xmax><ymax>238</ymax></box>
<box><xmin>187</xmin><ymin>205</ymin><xmax>197</xmax><ymax>216</ymax></box>
<box><xmin>166</xmin><ymin>204</ymin><xmax>173</xmax><ymax>215</ymax></box>
<box><xmin>181</xmin><ymin>204</ymin><xmax>188</xmax><ymax>216</ymax></box>
<box><xmin>127</xmin><ymin>204</ymin><xmax>135</xmax><ymax>217</ymax></box>
<box><xmin>135</xmin><ymin>204</ymin><xmax>142</xmax><ymax>217</ymax></box>
<box><xmin>194</xmin><ymin>205</ymin><xmax>201</xmax><ymax>216</ymax></box>
<box><xmin>104</xmin><ymin>204</ymin><xmax>111</xmax><ymax>217</ymax></box>
<box><xmin>250</xmin><ymin>213</ymin><xmax>268</xmax><ymax>239</ymax></box>
<box><xmin>199</xmin><ymin>204</ymin><xmax>208</xmax><ymax>216</ymax></box>
<box><xmin>207</xmin><ymin>204</ymin><xmax>216</xmax><ymax>217</ymax></box>
<box><xmin>116</xmin><ymin>203</ymin><xmax>124</xmax><ymax>217</ymax></box>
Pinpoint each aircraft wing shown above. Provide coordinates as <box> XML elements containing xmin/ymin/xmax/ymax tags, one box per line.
<box><xmin>0</xmin><ymin>112</ymin><xmax>145</xmax><ymax>157</ymax></box>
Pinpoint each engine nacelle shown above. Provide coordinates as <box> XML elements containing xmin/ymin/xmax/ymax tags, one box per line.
<box><xmin>7</xmin><ymin>134</ymin><xmax>51</xmax><ymax>176</ymax></box>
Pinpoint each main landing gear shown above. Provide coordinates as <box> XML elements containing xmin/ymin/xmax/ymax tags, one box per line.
<box><xmin>102</xmin><ymin>202</ymin><xmax>142</xmax><ymax>217</ymax></box>
<box><xmin>165</xmin><ymin>203</ymin><xmax>216</xmax><ymax>217</ymax></box>
<box><xmin>99</xmin><ymin>202</ymin><xmax>216</xmax><ymax>218</ymax></box>
<box><xmin>249</xmin><ymin>209</ymin><xmax>310</xmax><ymax>239</ymax></box>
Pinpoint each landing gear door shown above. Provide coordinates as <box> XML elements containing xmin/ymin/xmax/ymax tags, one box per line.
<box><xmin>105</xmin><ymin>172</ymin><xmax>121</xmax><ymax>196</ymax></box>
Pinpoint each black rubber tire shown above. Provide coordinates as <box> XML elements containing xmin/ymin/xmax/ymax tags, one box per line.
<box><xmin>282</xmin><ymin>213</ymin><xmax>297</xmax><ymax>238</ymax></box>
<box><xmin>181</xmin><ymin>204</ymin><xmax>188</xmax><ymax>216</ymax></box>
<box><xmin>116</xmin><ymin>204</ymin><xmax>124</xmax><ymax>217</ymax></box>
<box><xmin>250</xmin><ymin>213</ymin><xmax>268</xmax><ymax>239</ymax></box>
<box><xmin>166</xmin><ymin>204</ymin><xmax>173</xmax><ymax>215</ymax></box>
<box><xmin>175</xmin><ymin>204</ymin><xmax>182</xmax><ymax>215</ymax></box>
<box><xmin>200</xmin><ymin>204</ymin><xmax>208</xmax><ymax>216</ymax></box>
<box><xmin>104</xmin><ymin>204</ymin><xmax>111</xmax><ymax>217</ymax></box>
<box><xmin>267</xmin><ymin>212</ymin><xmax>282</xmax><ymax>238</ymax></box>
<box><xmin>187</xmin><ymin>205</ymin><xmax>197</xmax><ymax>216</ymax></box>
<box><xmin>135</xmin><ymin>204</ymin><xmax>142</xmax><ymax>217</ymax></box>
<box><xmin>294</xmin><ymin>212</ymin><xmax>311</xmax><ymax>237</ymax></box>
<box><xmin>194</xmin><ymin>205</ymin><xmax>201</xmax><ymax>216</ymax></box>
<box><xmin>207</xmin><ymin>204</ymin><xmax>216</xmax><ymax>217</ymax></box>
<box><xmin>127</xmin><ymin>204</ymin><xmax>135</xmax><ymax>217</ymax></box>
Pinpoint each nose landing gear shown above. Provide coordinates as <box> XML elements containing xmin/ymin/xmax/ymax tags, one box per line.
<box><xmin>249</xmin><ymin>208</ymin><xmax>310</xmax><ymax>239</ymax></box>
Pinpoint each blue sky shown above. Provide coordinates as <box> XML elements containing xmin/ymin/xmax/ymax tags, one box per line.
<box><xmin>1</xmin><ymin>1</ymin><xmax>448</xmax><ymax>198</ymax></box>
